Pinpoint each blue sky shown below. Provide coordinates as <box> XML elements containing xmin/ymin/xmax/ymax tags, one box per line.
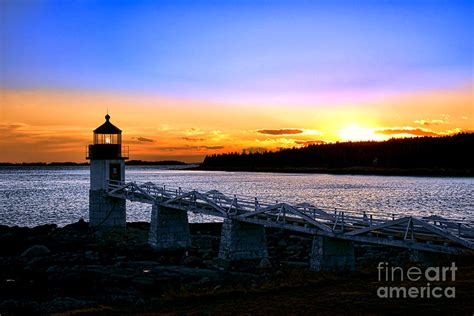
<box><xmin>1</xmin><ymin>0</ymin><xmax>473</xmax><ymax>103</ymax></box>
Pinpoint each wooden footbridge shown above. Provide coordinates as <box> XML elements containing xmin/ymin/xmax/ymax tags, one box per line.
<box><xmin>107</xmin><ymin>180</ymin><xmax>474</xmax><ymax>255</ymax></box>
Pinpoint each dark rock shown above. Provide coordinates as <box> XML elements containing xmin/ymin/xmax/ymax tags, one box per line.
<box><xmin>20</xmin><ymin>245</ymin><xmax>50</xmax><ymax>257</ymax></box>
<box><xmin>31</xmin><ymin>224</ymin><xmax>57</xmax><ymax>235</ymax></box>
<box><xmin>196</xmin><ymin>276</ymin><xmax>211</xmax><ymax>285</ymax></box>
<box><xmin>84</xmin><ymin>250</ymin><xmax>98</xmax><ymax>261</ymax></box>
<box><xmin>0</xmin><ymin>299</ymin><xmax>40</xmax><ymax>314</ymax></box>
<box><xmin>42</xmin><ymin>297</ymin><xmax>90</xmax><ymax>313</ymax></box>
<box><xmin>213</xmin><ymin>258</ymin><xmax>230</xmax><ymax>269</ymax></box>
<box><xmin>258</xmin><ymin>258</ymin><xmax>272</xmax><ymax>269</ymax></box>
<box><xmin>0</xmin><ymin>232</ymin><xmax>13</xmax><ymax>239</ymax></box>
<box><xmin>132</xmin><ymin>276</ymin><xmax>156</xmax><ymax>289</ymax></box>
<box><xmin>182</xmin><ymin>255</ymin><xmax>203</xmax><ymax>267</ymax></box>
<box><xmin>46</xmin><ymin>265</ymin><xmax>61</xmax><ymax>274</ymax></box>
<box><xmin>64</xmin><ymin>219</ymin><xmax>88</xmax><ymax>230</ymax></box>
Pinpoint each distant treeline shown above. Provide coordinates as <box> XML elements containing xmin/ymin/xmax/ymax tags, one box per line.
<box><xmin>0</xmin><ymin>162</ymin><xmax>89</xmax><ymax>166</ymax></box>
<box><xmin>201</xmin><ymin>133</ymin><xmax>474</xmax><ymax>176</ymax></box>
<box><xmin>0</xmin><ymin>160</ymin><xmax>187</xmax><ymax>166</ymax></box>
<box><xmin>126</xmin><ymin>160</ymin><xmax>187</xmax><ymax>165</ymax></box>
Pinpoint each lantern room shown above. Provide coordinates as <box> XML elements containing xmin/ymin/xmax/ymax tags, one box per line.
<box><xmin>86</xmin><ymin>114</ymin><xmax>128</xmax><ymax>160</ymax></box>
<box><xmin>93</xmin><ymin>114</ymin><xmax>122</xmax><ymax>144</ymax></box>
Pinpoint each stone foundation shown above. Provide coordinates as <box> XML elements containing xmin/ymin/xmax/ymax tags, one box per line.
<box><xmin>89</xmin><ymin>190</ymin><xmax>126</xmax><ymax>228</ymax></box>
<box><xmin>310</xmin><ymin>236</ymin><xmax>355</xmax><ymax>271</ymax></box>
<box><xmin>148</xmin><ymin>204</ymin><xmax>191</xmax><ymax>250</ymax></box>
<box><xmin>218</xmin><ymin>219</ymin><xmax>268</xmax><ymax>261</ymax></box>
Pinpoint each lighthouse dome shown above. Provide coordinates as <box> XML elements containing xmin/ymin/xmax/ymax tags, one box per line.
<box><xmin>93</xmin><ymin>114</ymin><xmax>122</xmax><ymax>134</ymax></box>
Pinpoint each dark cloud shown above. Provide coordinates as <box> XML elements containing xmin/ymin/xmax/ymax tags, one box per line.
<box><xmin>0</xmin><ymin>123</ymin><xmax>27</xmax><ymax>131</ymax></box>
<box><xmin>137</xmin><ymin>137</ymin><xmax>154</xmax><ymax>143</ymax></box>
<box><xmin>375</xmin><ymin>128</ymin><xmax>439</xmax><ymax>137</ymax></box>
<box><xmin>203</xmin><ymin>146</ymin><xmax>224</xmax><ymax>150</ymax></box>
<box><xmin>295</xmin><ymin>140</ymin><xmax>326</xmax><ymax>146</ymax></box>
<box><xmin>182</xmin><ymin>137</ymin><xmax>206</xmax><ymax>142</ymax></box>
<box><xmin>257</xmin><ymin>128</ymin><xmax>304</xmax><ymax>135</ymax></box>
<box><xmin>158</xmin><ymin>145</ymin><xmax>224</xmax><ymax>151</ymax></box>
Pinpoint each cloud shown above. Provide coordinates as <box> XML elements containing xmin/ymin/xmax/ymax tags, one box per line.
<box><xmin>182</xmin><ymin>137</ymin><xmax>205</xmax><ymax>142</ymax></box>
<box><xmin>257</xmin><ymin>128</ymin><xmax>304</xmax><ymax>135</ymax></box>
<box><xmin>295</xmin><ymin>140</ymin><xmax>326</xmax><ymax>146</ymax></box>
<box><xmin>242</xmin><ymin>147</ymin><xmax>268</xmax><ymax>153</ymax></box>
<box><xmin>203</xmin><ymin>146</ymin><xmax>224</xmax><ymax>150</ymax></box>
<box><xmin>413</xmin><ymin>119</ymin><xmax>447</xmax><ymax>126</ymax></box>
<box><xmin>375</xmin><ymin>127</ymin><xmax>440</xmax><ymax>137</ymax></box>
<box><xmin>158</xmin><ymin>145</ymin><xmax>224</xmax><ymax>151</ymax></box>
<box><xmin>184</xmin><ymin>128</ymin><xmax>205</xmax><ymax>136</ymax></box>
<box><xmin>136</xmin><ymin>137</ymin><xmax>154</xmax><ymax>142</ymax></box>
<box><xmin>0</xmin><ymin>122</ymin><xmax>28</xmax><ymax>132</ymax></box>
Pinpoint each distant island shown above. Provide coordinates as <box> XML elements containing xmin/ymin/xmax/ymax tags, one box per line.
<box><xmin>0</xmin><ymin>160</ymin><xmax>188</xmax><ymax>167</ymax></box>
<box><xmin>200</xmin><ymin>133</ymin><xmax>474</xmax><ymax>176</ymax></box>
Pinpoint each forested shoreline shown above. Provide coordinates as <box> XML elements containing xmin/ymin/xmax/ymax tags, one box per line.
<box><xmin>201</xmin><ymin>133</ymin><xmax>474</xmax><ymax>176</ymax></box>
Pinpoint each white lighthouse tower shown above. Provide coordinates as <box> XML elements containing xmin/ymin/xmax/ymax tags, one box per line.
<box><xmin>87</xmin><ymin>114</ymin><xmax>128</xmax><ymax>228</ymax></box>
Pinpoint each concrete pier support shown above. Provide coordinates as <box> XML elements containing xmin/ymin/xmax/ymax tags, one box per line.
<box><xmin>148</xmin><ymin>204</ymin><xmax>191</xmax><ymax>250</ymax></box>
<box><xmin>218</xmin><ymin>219</ymin><xmax>268</xmax><ymax>261</ymax></box>
<box><xmin>310</xmin><ymin>236</ymin><xmax>355</xmax><ymax>271</ymax></box>
<box><xmin>89</xmin><ymin>190</ymin><xmax>126</xmax><ymax>228</ymax></box>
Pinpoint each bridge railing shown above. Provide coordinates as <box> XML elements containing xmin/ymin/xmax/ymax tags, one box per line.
<box><xmin>106</xmin><ymin>179</ymin><xmax>473</xmax><ymax>237</ymax></box>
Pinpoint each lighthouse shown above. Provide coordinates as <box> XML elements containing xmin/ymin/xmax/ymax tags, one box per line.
<box><xmin>87</xmin><ymin>114</ymin><xmax>128</xmax><ymax>228</ymax></box>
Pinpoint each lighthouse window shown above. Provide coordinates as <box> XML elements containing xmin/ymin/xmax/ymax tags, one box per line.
<box><xmin>94</xmin><ymin>134</ymin><xmax>120</xmax><ymax>144</ymax></box>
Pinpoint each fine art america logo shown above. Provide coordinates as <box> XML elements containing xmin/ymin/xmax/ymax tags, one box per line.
<box><xmin>377</xmin><ymin>262</ymin><xmax>457</xmax><ymax>298</ymax></box>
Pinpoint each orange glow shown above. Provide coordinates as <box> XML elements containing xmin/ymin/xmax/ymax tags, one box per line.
<box><xmin>0</xmin><ymin>84</ymin><xmax>472</xmax><ymax>163</ymax></box>
<box><xmin>339</xmin><ymin>125</ymin><xmax>386</xmax><ymax>142</ymax></box>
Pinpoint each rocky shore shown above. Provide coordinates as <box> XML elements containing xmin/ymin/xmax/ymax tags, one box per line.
<box><xmin>0</xmin><ymin>221</ymin><xmax>473</xmax><ymax>315</ymax></box>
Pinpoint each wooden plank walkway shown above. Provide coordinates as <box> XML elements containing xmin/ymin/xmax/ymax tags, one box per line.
<box><xmin>107</xmin><ymin>180</ymin><xmax>474</xmax><ymax>254</ymax></box>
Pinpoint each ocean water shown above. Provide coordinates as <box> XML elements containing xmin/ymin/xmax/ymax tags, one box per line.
<box><xmin>0</xmin><ymin>166</ymin><xmax>472</xmax><ymax>227</ymax></box>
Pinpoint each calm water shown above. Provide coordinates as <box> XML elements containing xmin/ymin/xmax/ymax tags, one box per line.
<box><xmin>0</xmin><ymin>166</ymin><xmax>473</xmax><ymax>227</ymax></box>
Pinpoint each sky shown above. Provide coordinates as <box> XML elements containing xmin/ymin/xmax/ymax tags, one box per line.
<box><xmin>1</xmin><ymin>0</ymin><xmax>473</xmax><ymax>162</ymax></box>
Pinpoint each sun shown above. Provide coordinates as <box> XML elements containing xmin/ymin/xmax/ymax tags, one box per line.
<box><xmin>339</xmin><ymin>124</ymin><xmax>386</xmax><ymax>142</ymax></box>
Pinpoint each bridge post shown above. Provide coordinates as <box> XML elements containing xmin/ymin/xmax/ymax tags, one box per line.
<box><xmin>148</xmin><ymin>204</ymin><xmax>192</xmax><ymax>250</ymax></box>
<box><xmin>218</xmin><ymin>219</ymin><xmax>268</xmax><ymax>261</ymax></box>
<box><xmin>310</xmin><ymin>236</ymin><xmax>355</xmax><ymax>271</ymax></box>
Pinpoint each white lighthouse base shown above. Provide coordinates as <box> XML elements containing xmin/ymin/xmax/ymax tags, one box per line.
<box><xmin>89</xmin><ymin>190</ymin><xmax>126</xmax><ymax>228</ymax></box>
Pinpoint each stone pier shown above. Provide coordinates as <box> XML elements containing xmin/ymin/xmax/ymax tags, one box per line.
<box><xmin>218</xmin><ymin>219</ymin><xmax>268</xmax><ymax>261</ymax></box>
<box><xmin>148</xmin><ymin>204</ymin><xmax>192</xmax><ymax>250</ymax></box>
<box><xmin>89</xmin><ymin>190</ymin><xmax>126</xmax><ymax>228</ymax></box>
<box><xmin>310</xmin><ymin>236</ymin><xmax>355</xmax><ymax>271</ymax></box>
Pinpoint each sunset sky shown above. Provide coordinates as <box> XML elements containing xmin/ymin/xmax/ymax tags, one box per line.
<box><xmin>1</xmin><ymin>0</ymin><xmax>473</xmax><ymax>163</ymax></box>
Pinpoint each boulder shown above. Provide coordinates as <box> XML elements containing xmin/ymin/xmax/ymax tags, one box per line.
<box><xmin>42</xmin><ymin>297</ymin><xmax>89</xmax><ymax>313</ymax></box>
<box><xmin>258</xmin><ymin>258</ymin><xmax>272</xmax><ymax>269</ymax></box>
<box><xmin>20</xmin><ymin>245</ymin><xmax>50</xmax><ymax>257</ymax></box>
<box><xmin>182</xmin><ymin>255</ymin><xmax>203</xmax><ymax>267</ymax></box>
